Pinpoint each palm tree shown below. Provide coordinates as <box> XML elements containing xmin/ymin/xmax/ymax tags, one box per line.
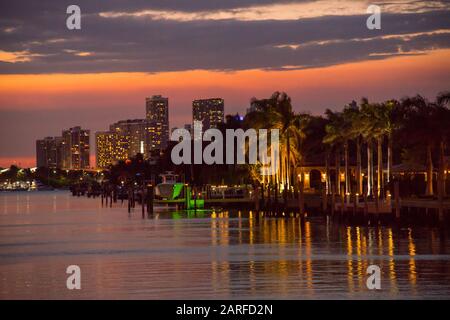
<box><xmin>269</xmin><ymin>92</ymin><xmax>304</xmax><ymax>191</ymax></box>
<box><xmin>359</xmin><ymin>98</ymin><xmax>376</xmax><ymax>197</ymax></box>
<box><xmin>364</xmin><ymin>102</ymin><xmax>385</xmax><ymax>198</ymax></box>
<box><xmin>345</xmin><ymin>102</ymin><xmax>365</xmax><ymax>195</ymax></box>
<box><xmin>342</xmin><ymin>101</ymin><xmax>363</xmax><ymax>195</ymax></box>
<box><xmin>384</xmin><ymin>99</ymin><xmax>401</xmax><ymax>185</ymax></box>
<box><xmin>323</xmin><ymin>109</ymin><xmax>347</xmax><ymax>195</ymax></box>
<box><xmin>341</xmin><ymin>107</ymin><xmax>355</xmax><ymax>194</ymax></box>
<box><xmin>370</xmin><ymin>100</ymin><xmax>398</xmax><ymax>197</ymax></box>
<box><xmin>244</xmin><ymin>92</ymin><xmax>304</xmax><ymax>196</ymax></box>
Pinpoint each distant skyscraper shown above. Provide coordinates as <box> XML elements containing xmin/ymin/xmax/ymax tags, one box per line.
<box><xmin>109</xmin><ymin>119</ymin><xmax>150</xmax><ymax>157</ymax></box>
<box><xmin>36</xmin><ymin>137</ymin><xmax>50</xmax><ymax>168</ymax></box>
<box><xmin>61</xmin><ymin>126</ymin><xmax>90</xmax><ymax>170</ymax></box>
<box><xmin>192</xmin><ymin>98</ymin><xmax>224</xmax><ymax>133</ymax></box>
<box><xmin>95</xmin><ymin>118</ymin><xmax>166</xmax><ymax>168</ymax></box>
<box><xmin>95</xmin><ymin>131</ymin><xmax>128</xmax><ymax>169</ymax></box>
<box><xmin>146</xmin><ymin>95</ymin><xmax>169</xmax><ymax>151</ymax></box>
<box><xmin>36</xmin><ymin>136</ymin><xmax>63</xmax><ymax>168</ymax></box>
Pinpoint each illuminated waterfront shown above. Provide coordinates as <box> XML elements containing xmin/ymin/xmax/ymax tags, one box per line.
<box><xmin>1</xmin><ymin>191</ymin><xmax>449</xmax><ymax>299</ymax></box>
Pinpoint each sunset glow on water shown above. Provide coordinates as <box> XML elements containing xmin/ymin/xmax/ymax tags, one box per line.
<box><xmin>1</xmin><ymin>191</ymin><xmax>449</xmax><ymax>299</ymax></box>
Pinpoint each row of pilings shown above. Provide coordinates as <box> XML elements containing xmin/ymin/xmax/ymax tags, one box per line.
<box><xmin>251</xmin><ymin>181</ymin><xmax>449</xmax><ymax>227</ymax></box>
<box><xmin>83</xmin><ymin>181</ymin><xmax>449</xmax><ymax>227</ymax></box>
<box><xmin>99</xmin><ymin>183</ymin><xmax>155</xmax><ymax>218</ymax></box>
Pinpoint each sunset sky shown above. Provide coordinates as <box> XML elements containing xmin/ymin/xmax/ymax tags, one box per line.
<box><xmin>1</xmin><ymin>0</ymin><xmax>450</xmax><ymax>167</ymax></box>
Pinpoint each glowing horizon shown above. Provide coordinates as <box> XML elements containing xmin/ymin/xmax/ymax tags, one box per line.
<box><xmin>1</xmin><ymin>49</ymin><xmax>450</xmax><ymax>168</ymax></box>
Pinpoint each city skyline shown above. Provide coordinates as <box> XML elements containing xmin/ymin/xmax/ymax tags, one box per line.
<box><xmin>38</xmin><ymin>95</ymin><xmax>227</xmax><ymax>169</ymax></box>
<box><xmin>1</xmin><ymin>0</ymin><xmax>450</xmax><ymax>167</ymax></box>
<box><xmin>4</xmin><ymin>78</ymin><xmax>450</xmax><ymax>169</ymax></box>
<box><xmin>36</xmin><ymin>126</ymin><xmax>90</xmax><ymax>170</ymax></box>
<box><xmin>96</xmin><ymin>95</ymin><xmax>171</xmax><ymax>169</ymax></box>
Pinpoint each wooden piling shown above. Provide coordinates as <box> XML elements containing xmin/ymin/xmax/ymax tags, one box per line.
<box><xmin>127</xmin><ymin>188</ymin><xmax>131</xmax><ymax>214</ymax></box>
<box><xmin>438</xmin><ymin>175</ymin><xmax>444</xmax><ymax>223</ymax></box>
<box><xmin>374</xmin><ymin>184</ymin><xmax>379</xmax><ymax>219</ymax></box>
<box><xmin>141</xmin><ymin>186</ymin><xmax>145</xmax><ymax>218</ymax></box>
<box><xmin>193</xmin><ymin>186</ymin><xmax>197</xmax><ymax>211</ymax></box>
<box><xmin>147</xmin><ymin>184</ymin><xmax>154</xmax><ymax>216</ymax></box>
<box><xmin>184</xmin><ymin>184</ymin><xmax>189</xmax><ymax>210</ymax></box>
<box><xmin>322</xmin><ymin>186</ymin><xmax>327</xmax><ymax>213</ymax></box>
<box><xmin>254</xmin><ymin>185</ymin><xmax>260</xmax><ymax>212</ymax></box>
<box><xmin>363</xmin><ymin>193</ymin><xmax>368</xmax><ymax>217</ymax></box>
<box><xmin>298</xmin><ymin>180</ymin><xmax>304</xmax><ymax>216</ymax></box>
<box><xmin>394</xmin><ymin>181</ymin><xmax>400</xmax><ymax>220</ymax></box>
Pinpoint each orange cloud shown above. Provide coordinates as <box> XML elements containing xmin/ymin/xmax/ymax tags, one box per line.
<box><xmin>0</xmin><ymin>49</ymin><xmax>449</xmax><ymax>112</ymax></box>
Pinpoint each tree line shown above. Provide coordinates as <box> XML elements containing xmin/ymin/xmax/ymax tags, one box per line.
<box><xmin>243</xmin><ymin>91</ymin><xmax>450</xmax><ymax>198</ymax></box>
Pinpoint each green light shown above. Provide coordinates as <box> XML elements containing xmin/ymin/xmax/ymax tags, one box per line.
<box><xmin>172</xmin><ymin>183</ymin><xmax>184</xmax><ymax>200</ymax></box>
<box><xmin>188</xmin><ymin>199</ymin><xmax>204</xmax><ymax>209</ymax></box>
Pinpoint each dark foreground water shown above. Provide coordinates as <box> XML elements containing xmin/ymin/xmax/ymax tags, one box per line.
<box><xmin>1</xmin><ymin>191</ymin><xmax>449</xmax><ymax>299</ymax></box>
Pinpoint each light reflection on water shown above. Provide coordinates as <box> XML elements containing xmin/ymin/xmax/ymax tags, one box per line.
<box><xmin>0</xmin><ymin>191</ymin><xmax>449</xmax><ymax>299</ymax></box>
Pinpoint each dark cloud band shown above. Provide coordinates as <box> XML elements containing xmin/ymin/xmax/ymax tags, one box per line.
<box><xmin>0</xmin><ymin>1</ymin><xmax>449</xmax><ymax>74</ymax></box>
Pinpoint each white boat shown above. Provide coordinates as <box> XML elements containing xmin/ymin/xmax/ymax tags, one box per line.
<box><xmin>155</xmin><ymin>172</ymin><xmax>180</xmax><ymax>199</ymax></box>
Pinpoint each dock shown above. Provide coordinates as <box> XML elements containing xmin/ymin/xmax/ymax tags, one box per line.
<box><xmin>85</xmin><ymin>181</ymin><xmax>450</xmax><ymax>226</ymax></box>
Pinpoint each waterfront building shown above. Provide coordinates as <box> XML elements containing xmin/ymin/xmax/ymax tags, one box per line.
<box><xmin>36</xmin><ymin>136</ymin><xmax>63</xmax><ymax>168</ymax></box>
<box><xmin>95</xmin><ymin>118</ymin><xmax>166</xmax><ymax>168</ymax></box>
<box><xmin>61</xmin><ymin>126</ymin><xmax>90</xmax><ymax>170</ymax></box>
<box><xmin>109</xmin><ymin>119</ymin><xmax>149</xmax><ymax>157</ymax></box>
<box><xmin>95</xmin><ymin>131</ymin><xmax>128</xmax><ymax>169</ymax></box>
<box><xmin>146</xmin><ymin>95</ymin><xmax>169</xmax><ymax>151</ymax></box>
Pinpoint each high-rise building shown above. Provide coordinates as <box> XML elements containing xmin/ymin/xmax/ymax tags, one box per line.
<box><xmin>95</xmin><ymin>118</ymin><xmax>165</xmax><ymax>168</ymax></box>
<box><xmin>61</xmin><ymin>126</ymin><xmax>90</xmax><ymax>170</ymax></box>
<box><xmin>145</xmin><ymin>95</ymin><xmax>169</xmax><ymax>151</ymax></box>
<box><xmin>109</xmin><ymin>119</ymin><xmax>148</xmax><ymax>157</ymax></box>
<box><xmin>36</xmin><ymin>136</ymin><xmax>63</xmax><ymax>168</ymax></box>
<box><xmin>95</xmin><ymin>131</ymin><xmax>128</xmax><ymax>169</ymax></box>
<box><xmin>192</xmin><ymin>98</ymin><xmax>224</xmax><ymax>132</ymax></box>
<box><xmin>95</xmin><ymin>95</ymin><xmax>170</xmax><ymax>168</ymax></box>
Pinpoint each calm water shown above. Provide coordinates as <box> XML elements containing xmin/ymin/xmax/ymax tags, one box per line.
<box><xmin>1</xmin><ymin>191</ymin><xmax>449</xmax><ymax>299</ymax></box>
